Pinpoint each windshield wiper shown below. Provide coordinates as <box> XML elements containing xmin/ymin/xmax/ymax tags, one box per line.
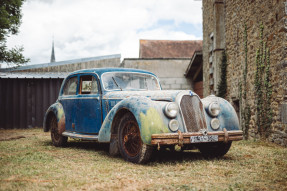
<box><xmin>112</xmin><ymin>77</ymin><xmax>122</xmax><ymax>91</ymax></box>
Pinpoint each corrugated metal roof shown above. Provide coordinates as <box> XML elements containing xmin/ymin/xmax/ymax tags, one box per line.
<box><xmin>0</xmin><ymin>72</ymin><xmax>69</xmax><ymax>79</ymax></box>
<box><xmin>0</xmin><ymin>54</ymin><xmax>121</xmax><ymax>72</ymax></box>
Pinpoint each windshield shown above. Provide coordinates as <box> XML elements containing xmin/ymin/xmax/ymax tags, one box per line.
<box><xmin>102</xmin><ymin>72</ymin><xmax>161</xmax><ymax>91</ymax></box>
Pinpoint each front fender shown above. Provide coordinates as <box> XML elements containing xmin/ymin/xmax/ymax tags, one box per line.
<box><xmin>202</xmin><ymin>96</ymin><xmax>240</xmax><ymax>131</ymax></box>
<box><xmin>98</xmin><ymin>96</ymin><xmax>175</xmax><ymax>145</ymax></box>
<box><xmin>43</xmin><ymin>102</ymin><xmax>65</xmax><ymax>133</ymax></box>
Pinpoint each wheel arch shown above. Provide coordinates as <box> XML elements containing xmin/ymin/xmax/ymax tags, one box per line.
<box><xmin>44</xmin><ymin>111</ymin><xmax>56</xmax><ymax>132</ymax></box>
<box><xmin>110</xmin><ymin>108</ymin><xmax>132</xmax><ymax>135</ymax></box>
<box><xmin>98</xmin><ymin>96</ymin><xmax>170</xmax><ymax>144</ymax></box>
<box><xmin>98</xmin><ymin>97</ymin><xmax>148</xmax><ymax>143</ymax></box>
<box><xmin>43</xmin><ymin>102</ymin><xmax>66</xmax><ymax>133</ymax></box>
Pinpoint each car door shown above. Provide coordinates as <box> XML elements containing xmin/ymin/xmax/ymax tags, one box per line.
<box><xmin>76</xmin><ymin>74</ymin><xmax>102</xmax><ymax>134</ymax></box>
<box><xmin>59</xmin><ymin>75</ymin><xmax>79</xmax><ymax>132</ymax></box>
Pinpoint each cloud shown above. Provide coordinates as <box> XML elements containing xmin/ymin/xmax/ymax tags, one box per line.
<box><xmin>6</xmin><ymin>0</ymin><xmax>202</xmax><ymax>65</ymax></box>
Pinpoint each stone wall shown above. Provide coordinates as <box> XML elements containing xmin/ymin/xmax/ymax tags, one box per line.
<box><xmin>202</xmin><ymin>0</ymin><xmax>215</xmax><ymax>96</ymax></box>
<box><xmin>202</xmin><ymin>0</ymin><xmax>287</xmax><ymax>146</ymax></box>
<box><xmin>121</xmin><ymin>58</ymin><xmax>192</xmax><ymax>90</ymax></box>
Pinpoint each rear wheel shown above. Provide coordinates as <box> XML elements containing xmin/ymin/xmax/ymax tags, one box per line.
<box><xmin>118</xmin><ymin>113</ymin><xmax>152</xmax><ymax>164</ymax></box>
<box><xmin>197</xmin><ymin>141</ymin><xmax>232</xmax><ymax>158</ymax></box>
<box><xmin>50</xmin><ymin>116</ymin><xmax>67</xmax><ymax>147</ymax></box>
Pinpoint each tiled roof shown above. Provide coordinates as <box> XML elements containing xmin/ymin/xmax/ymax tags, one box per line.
<box><xmin>139</xmin><ymin>40</ymin><xmax>202</xmax><ymax>58</ymax></box>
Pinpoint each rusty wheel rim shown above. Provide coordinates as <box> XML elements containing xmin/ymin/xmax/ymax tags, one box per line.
<box><xmin>121</xmin><ymin>120</ymin><xmax>142</xmax><ymax>157</ymax></box>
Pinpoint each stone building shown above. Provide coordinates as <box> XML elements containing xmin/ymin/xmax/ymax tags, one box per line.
<box><xmin>202</xmin><ymin>0</ymin><xmax>287</xmax><ymax>146</ymax></box>
<box><xmin>122</xmin><ymin>40</ymin><xmax>203</xmax><ymax>94</ymax></box>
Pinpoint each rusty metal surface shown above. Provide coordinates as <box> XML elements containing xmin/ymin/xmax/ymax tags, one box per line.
<box><xmin>121</xmin><ymin>120</ymin><xmax>142</xmax><ymax>157</ymax></box>
<box><xmin>223</xmin><ymin>128</ymin><xmax>229</xmax><ymax>143</ymax></box>
<box><xmin>178</xmin><ymin>130</ymin><xmax>183</xmax><ymax>147</ymax></box>
<box><xmin>180</xmin><ymin>95</ymin><xmax>207</xmax><ymax>132</ymax></box>
<box><xmin>151</xmin><ymin>130</ymin><xmax>243</xmax><ymax>145</ymax></box>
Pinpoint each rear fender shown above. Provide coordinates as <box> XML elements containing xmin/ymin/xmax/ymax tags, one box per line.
<box><xmin>43</xmin><ymin>102</ymin><xmax>65</xmax><ymax>134</ymax></box>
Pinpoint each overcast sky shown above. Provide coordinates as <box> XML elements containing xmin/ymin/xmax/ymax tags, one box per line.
<box><xmin>6</xmin><ymin>0</ymin><xmax>202</xmax><ymax>65</ymax></box>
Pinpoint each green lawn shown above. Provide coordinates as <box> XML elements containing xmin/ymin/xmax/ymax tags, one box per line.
<box><xmin>0</xmin><ymin>128</ymin><xmax>286</xmax><ymax>191</ymax></box>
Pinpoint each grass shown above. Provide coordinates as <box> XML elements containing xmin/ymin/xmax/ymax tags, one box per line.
<box><xmin>0</xmin><ymin>128</ymin><xmax>287</xmax><ymax>191</ymax></box>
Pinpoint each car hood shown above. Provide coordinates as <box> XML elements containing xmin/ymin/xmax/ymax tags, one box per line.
<box><xmin>103</xmin><ymin>90</ymin><xmax>185</xmax><ymax>102</ymax></box>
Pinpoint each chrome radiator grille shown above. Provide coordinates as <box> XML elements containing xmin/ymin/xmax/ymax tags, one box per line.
<box><xmin>180</xmin><ymin>95</ymin><xmax>207</xmax><ymax>132</ymax></box>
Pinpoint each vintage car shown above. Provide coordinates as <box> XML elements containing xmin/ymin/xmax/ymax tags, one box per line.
<box><xmin>43</xmin><ymin>68</ymin><xmax>243</xmax><ymax>163</ymax></box>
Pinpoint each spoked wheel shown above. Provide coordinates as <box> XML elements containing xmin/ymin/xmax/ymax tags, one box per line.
<box><xmin>50</xmin><ymin>116</ymin><xmax>67</xmax><ymax>147</ymax></box>
<box><xmin>121</xmin><ymin>119</ymin><xmax>142</xmax><ymax>157</ymax></box>
<box><xmin>118</xmin><ymin>113</ymin><xmax>152</xmax><ymax>164</ymax></box>
<box><xmin>197</xmin><ymin>141</ymin><xmax>232</xmax><ymax>158</ymax></box>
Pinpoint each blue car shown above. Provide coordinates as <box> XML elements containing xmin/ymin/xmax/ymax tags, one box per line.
<box><xmin>43</xmin><ymin>68</ymin><xmax>243</xmax><ymax>163</ymax></box>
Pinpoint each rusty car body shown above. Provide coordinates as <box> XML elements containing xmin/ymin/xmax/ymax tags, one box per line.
<box><xmin>43</xmin><ymin>68</ymin><xmax>243</xmax><ymax>163</ymax></box>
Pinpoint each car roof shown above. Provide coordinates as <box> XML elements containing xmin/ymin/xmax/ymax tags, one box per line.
<box><xmin>69</xmin><ymin>67</ymin><xmax>157</xmax><ymax>77</ymax></box>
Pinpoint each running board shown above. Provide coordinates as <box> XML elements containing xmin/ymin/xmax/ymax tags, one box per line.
<box><xmin>62</xmin><ymin>131</ymin><xmax>99</xmax><ymax>141</ymax></box>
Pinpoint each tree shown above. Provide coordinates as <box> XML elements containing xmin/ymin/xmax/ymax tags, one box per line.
<box><xmin>0</xmin><ymin>0</ymin><xmax>29</xmax><ymax>67</ymax></box>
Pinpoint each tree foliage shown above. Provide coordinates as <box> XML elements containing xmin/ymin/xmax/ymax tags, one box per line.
<box><xmin>0</xmin><ymin>0</ymin><xmax>29</xmax><ymax>67</ymax></box>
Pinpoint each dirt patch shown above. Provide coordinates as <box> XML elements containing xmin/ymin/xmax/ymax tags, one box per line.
<box><xmin>0</xmin><ymin>135</ymin><xmax>26</xmax><ymax>141</ymax></box>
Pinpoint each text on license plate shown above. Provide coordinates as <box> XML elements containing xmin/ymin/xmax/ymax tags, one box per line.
<box><xmin>190</xmin><ymin>135</ymin><xmax>218</xmax><ymax>143</ymax></box>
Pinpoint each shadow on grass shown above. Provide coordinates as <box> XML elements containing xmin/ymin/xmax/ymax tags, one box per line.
<box><xmin>42</xmin><ymin>140</ymin><xmax>234</xmax><ymax>164</ymax></box>
<box><xmin>42</xmin><ymin>140</ymin><xmax>109</xmax><ymax>152</ymax></box>
<box><xmin>149</xmin><ymin>149</ymin><xmax>234</xmax><ymax>164</ymax></box>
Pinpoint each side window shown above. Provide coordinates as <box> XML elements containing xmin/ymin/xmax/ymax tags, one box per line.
<box><xmin>63</xmin><ymin>76</ymin><xmax>78</xmax><ymax>95</ymax></box>
<box><xmin>80</xmin><ymin>75</ymin><xmax>98</xmax><ymax>94</ymax></box>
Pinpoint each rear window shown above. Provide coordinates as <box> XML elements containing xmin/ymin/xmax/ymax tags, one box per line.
<box><xmin>63</xmin><ymin>76</ymin><xmax>78</xmax><ymax>95</ymax></box>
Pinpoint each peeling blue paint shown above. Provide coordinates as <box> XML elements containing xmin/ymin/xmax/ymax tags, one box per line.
<box><xmin>202</xmin><ymin>96</ymin><xmax>240</xmax><ymax>131</ymax></box>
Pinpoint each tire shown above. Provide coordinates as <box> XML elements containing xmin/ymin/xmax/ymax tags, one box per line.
<box><xmin>197</xmin><ymin>141</ymin><xmax>232</xmax><ymax>158</ymax></box>
<box><xmin>50</xmin><ymin>116</ymin><xmax>67</xmax><ymax>147</ymax></box>
<box><xmin>118</xmin><ymin>113</ymin><xmax>153</xmax><ymax>164</ymax></box>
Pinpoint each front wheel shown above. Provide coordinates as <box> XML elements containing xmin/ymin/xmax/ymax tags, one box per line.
<box><xmin>50</xmin><ymin>116</ymin><xmax>67</xmax><ymax>147</ymax></box>
<box><xmin>118</xmin><ymin>113</ymin><xmax>152</xmax><ymax>164</ymax></box>
<box><xmin>197</xmin><ymin>141</ymin><xmax>232</xmax><ymax>158</ymax></box>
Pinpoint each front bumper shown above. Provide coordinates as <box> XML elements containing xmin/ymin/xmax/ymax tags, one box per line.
<box><xmin>151</xmin><ymin>128</ymin><xmax>243</xmax><ymax>146</ymax></box>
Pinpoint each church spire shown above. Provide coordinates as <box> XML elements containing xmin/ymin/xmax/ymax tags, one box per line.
<box><xmin>50</xmin><ymin>39</ymin><xmax>55</xmax><ymax>63</ymax></box>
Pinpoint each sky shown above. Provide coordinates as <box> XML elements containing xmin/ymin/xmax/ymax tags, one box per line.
<box><xmin>6</xmin><ymin>0</ymin><xmax>202</xmax><ymax>65</ymax></box>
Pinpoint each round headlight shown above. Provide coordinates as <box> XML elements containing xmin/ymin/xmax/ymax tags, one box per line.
<box><xmin>169</xmin><ymin>119</ymin><xmax>179</xmax><ymax>132</ymax></box>
<box><xmin>211</xmin><ymin>118</ymin><xmax>220</xmax><ymax>130</ymax></box>
<box><xmin>208</xmin><ymin>102</ymin><xmax>221</xmax><ymax>117</ymax></box>
<box><xmin>164</xmin><ymin>102</ymin><xmax>179</xmax><ymax>118</ymax></box>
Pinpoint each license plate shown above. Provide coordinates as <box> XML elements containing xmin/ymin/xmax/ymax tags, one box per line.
<box><xmin>190</xmin><ymin>135</ymin><xmax>218</xmax><ymax>143</ymax></box>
